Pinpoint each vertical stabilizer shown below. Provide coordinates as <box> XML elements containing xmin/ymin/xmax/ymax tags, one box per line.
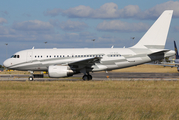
<box><xmin>131</xmin><ymin>10</ymin><xmax>173</xmax><ymax>49</ymax></box>
<box><xmin>174</xmin><ymin>41</ymin><xmax>179</xmax><ymax>59</ymax></box>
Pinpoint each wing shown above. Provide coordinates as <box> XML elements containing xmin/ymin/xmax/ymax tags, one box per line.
<box><xmin>68</xmin><ymin>57</ymin><xmax>102</xmax><ymax>72</ymax></box>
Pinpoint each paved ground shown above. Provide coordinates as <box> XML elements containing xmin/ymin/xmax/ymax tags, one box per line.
<box><xmin>0</xmin><ymin>72</ymin><xmax>179</xmax><ymax>81</ymax></box>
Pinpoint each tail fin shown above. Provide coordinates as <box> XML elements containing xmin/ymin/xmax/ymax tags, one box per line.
<box><xmin>174</xmin><ymin>41</ymin><xmax>179</xmax><ymax>59</ymax></box>
<box><xmin>131</xmin><ymin>10</ymin><xmax>173</xmax><ymax>49</ymax></box>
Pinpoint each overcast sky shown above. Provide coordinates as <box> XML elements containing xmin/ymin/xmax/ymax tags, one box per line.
<box><xmin>1</xmin><ymin>0</ymin><xmax>179</xmax><ymax>64</ymax></box>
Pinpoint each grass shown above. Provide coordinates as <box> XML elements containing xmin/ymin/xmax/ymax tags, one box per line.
<box><xmin>1</xmin><ymin>81</ymin><xmax>179</xmax><ymax>119</ymax></box>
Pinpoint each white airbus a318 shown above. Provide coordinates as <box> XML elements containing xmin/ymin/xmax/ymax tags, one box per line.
<box><xmin>3</xmin><ymin>10</ymin><xmax>175</xmax><ymax>81</ymax></box>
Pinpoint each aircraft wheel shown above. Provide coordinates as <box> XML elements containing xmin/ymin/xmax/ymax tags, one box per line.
<box><xmin>82</xmin><ymin>75</ymin><xmax>92</xmax><ymax>81</ymax></box>
<box><xmin>88</xmin><ymin>75</ymin><xmax>92</xmax><ymax>80</ymax></box>
<box><xmin>82</xmin><ymin>75</ymin><xmax>88</xmax><ymax>81</ymax></box>
<box><xmin>28</xmin><ymin>76</ymin><xmax>34</xmax><ymax>81</ymax></box>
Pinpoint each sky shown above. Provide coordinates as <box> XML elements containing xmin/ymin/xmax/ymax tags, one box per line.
<box><xmin>1</xmin><ymin>0</ymin><xmax>179</xmax><ymax>64</ymax></box>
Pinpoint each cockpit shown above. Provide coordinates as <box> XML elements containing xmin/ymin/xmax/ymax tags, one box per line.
<box><xmin>11</xmin><ymin>55</ymin><xmax>20</xmax><ymax>58</ymax></box>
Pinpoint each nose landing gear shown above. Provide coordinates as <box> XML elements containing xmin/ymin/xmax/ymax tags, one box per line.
<box><xmin>28</xmin><ymin>71</ymin><xmax>44</xmax><ymax>81</ymax></box>
<box><xmin>28</xmin><ymin>76</ymin><xmax>34</xmax><ymax>81</ymax></box>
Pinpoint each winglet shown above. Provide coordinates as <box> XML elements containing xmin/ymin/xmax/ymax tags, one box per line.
<box><xmin>131</xmin><ymin>10</ymin><xmax>173</xmax><ymax>49</ymax></box>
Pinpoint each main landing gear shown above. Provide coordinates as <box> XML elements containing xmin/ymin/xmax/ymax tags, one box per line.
<box><xmin>82</xmin><ymin>74</ymin><xmax>92</xmax><ymax>81</ymax></box>
<box><xmin>80</xmin><ymin>69</ymin><xmax>93</xmax><ymax>81</ymax></box>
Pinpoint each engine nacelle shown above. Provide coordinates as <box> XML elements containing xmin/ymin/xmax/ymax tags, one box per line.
<box><xmin>48</xmin><ymin>65</ymin><xmax>73</xmax><ymax>78</ymax></box>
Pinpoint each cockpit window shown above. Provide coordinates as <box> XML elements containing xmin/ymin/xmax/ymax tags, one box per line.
<box><xmin>11</xmin><ymin>55</ymin><xmax>14</xmax><ymax>58</ymax></box>
<box><xmin>11</xmin><ymin>55</ymin><xmax>20</xmax><ymax>58</ymax></box>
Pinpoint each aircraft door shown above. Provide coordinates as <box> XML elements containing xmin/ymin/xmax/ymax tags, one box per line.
<box><xmin>26</xmin><ymin>51</ymin><xmax>33</xmax><ymax>62</ymax></box>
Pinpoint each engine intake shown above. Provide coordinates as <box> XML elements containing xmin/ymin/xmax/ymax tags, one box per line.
<box><xmin>48</xmin><ymin>65</ymin><xmax>73</xmax><ymax>78</ymax></box>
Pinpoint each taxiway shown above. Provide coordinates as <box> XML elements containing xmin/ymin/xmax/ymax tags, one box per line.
<box><xmin>0</xmin><ymin>72</ymin><xmax>179</xmax><ymax>81</ymax></box>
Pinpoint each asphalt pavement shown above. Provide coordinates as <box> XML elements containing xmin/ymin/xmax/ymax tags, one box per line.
<box><xmin>0</xmin><ymin>72</ymin><xmax>179</xmax><ymax>81</ymax></box>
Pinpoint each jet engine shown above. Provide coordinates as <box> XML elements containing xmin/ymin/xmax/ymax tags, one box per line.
<box><xmin>48</xmin><ymin>65</ymin><xmax>73</xmax><ymax>78</ymax></box>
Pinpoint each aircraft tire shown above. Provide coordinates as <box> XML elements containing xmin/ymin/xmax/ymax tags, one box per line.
<box><xmin>28</xmin><ymin>76</ymin><xmax>34</xmax><ymax>81</ymax></box>
<box><xmin>82</xmin><ymin>75</ymin><xmax>92</xmax><ymax>81</ymax></box>
<box><xmin>82</xmin><ymin>75</ymin><xmax>88</xmax><ymax>81</ymax></box>
<box><xmin>88</xmin><ymin>75</ymin><xmax>92</xmax><ymax>80</ymax></box>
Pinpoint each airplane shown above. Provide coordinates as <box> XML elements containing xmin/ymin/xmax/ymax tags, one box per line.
<box><xmin>3</xmin><ymin>10</ymin><xmax>175</xmax><ymax>81</ymax></box>
<box><xmin>174</xmin><ymin>41</ymin><xmax>179</xmax><ymax>62</ymax></box>
<box><xmin>156</xmin><ymin>41</ymin><xmax>179</xmax><ymax>71</ymax></box>
<box><xmin>173</xmin><ymin>41</ymin><xmax>179</xmax><ymax>71</ymax></box>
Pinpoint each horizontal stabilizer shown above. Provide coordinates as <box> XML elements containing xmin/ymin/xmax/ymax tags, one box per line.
<box><xmin>148</xmin><ymin>50</ymin><xmax>170</xmax><ymax>56</ymax></box>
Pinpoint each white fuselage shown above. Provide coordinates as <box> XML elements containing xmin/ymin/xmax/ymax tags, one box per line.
<box><xmin>3</xmin><ymin>48</ymin><xmax>175</xmax><ymax>72</ymax></box>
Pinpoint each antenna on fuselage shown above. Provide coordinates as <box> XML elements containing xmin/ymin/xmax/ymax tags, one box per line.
<box><xmin>32</xmin><ymin>47</ymin><xmax>34</xmax><ymax>49</ymax></box>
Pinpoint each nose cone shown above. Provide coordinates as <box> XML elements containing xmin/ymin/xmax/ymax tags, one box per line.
<box><xmin>3</xmin><ymin>59</ymin><xmax>11</xmax><ymax>68</ymax></box>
